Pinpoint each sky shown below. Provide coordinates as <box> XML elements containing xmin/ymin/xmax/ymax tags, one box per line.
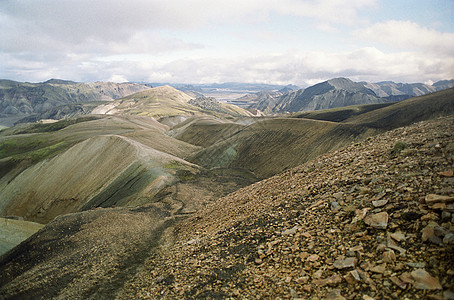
<box><xmin>0</xmin><ymin>0</ymin><xmax>453</xmax><ymax>87</ymax></box>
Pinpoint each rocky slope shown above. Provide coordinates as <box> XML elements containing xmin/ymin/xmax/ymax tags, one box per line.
<box><xmin>124</xmin><ymin>116</ymin><xmax>454</xmax><ymax>299</ymax></box>
<box><xmin>0</xmin><ymin>116</ymin><xmax>452</xmax><ymax>299</ymax></box>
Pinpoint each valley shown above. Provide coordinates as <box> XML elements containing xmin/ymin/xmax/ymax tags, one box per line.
<box><xmin>0</xmin><ymin>79</ymin><xmax>453</xmax><ymax>299</ymax></box>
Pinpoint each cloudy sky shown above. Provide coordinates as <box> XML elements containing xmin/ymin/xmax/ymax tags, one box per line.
<box><xmin>1</xmin><ymin>0</ymin><xmax>453</xmax><ymax>86</ymax></box>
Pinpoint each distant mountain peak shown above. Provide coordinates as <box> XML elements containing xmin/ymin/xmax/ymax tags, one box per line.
<box><xmin>43</xmin><ymin>78</ymin><xmax>78</xmax><ymax>85</ymax></box>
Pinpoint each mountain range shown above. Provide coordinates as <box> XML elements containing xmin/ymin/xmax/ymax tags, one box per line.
<box><xmin>1</xmin><ymin>77</ymin><xmax>453</xmax><ymax>128</ymax></box>
<box><xmin>233</xmin><ymin>78</ymin><xmax>454</xmax><ymax>114</ymax></box>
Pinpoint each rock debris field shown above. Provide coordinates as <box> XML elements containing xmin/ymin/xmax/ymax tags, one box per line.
<box><xmin>121</xmin><ymin>116</ymin><xmax>454</xmax><ymax>299</ymax></box>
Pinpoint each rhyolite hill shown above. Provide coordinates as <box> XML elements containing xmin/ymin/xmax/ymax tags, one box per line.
<box><xmin>0</xmin><ymin>79</ymin><xmax>152</xmax><ymax>127</ymax></box>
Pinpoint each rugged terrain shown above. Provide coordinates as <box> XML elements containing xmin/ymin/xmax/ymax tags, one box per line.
<box><xmin>0</xmin><ymin>79</ymin><xmax>151</xmax><ymax>127</ymax></box>
<box><xmin>0</xmin><ymin>115</ymin><xmax>452</xmax><ymax>299</ymax></box>
<box><xmin>242</xmin><ymin>78</ymin><xmax>454</xmax><ymax>114</ymax></box>
<box><xmin>1</xmin><ymin>89</ymin><xmax>453</xmax><ymax>225</ymax></box>
<box><xmin>0</xmin><ymin>84</ymin><xmax>453</xmax><ymax>299</ymax></box>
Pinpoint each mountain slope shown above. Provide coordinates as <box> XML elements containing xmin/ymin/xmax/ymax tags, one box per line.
<box><xmin>187</xmin><ymin>118</ymin><xmax>374</xmax><ymax>178</ymax></box>
<box><xmin>344</xmin><ymin>88</ymin><xmax>454</xmax><ymax>129</ymax></box>
<box><xmin>0</xmin><ymin>116</ymin><xmax>452</xmax><ymax>299</ymax></box>
<box><xmin>275</xmin><ymin>78</ymin><xmax>383</xmax><ymax>112</ymax></box>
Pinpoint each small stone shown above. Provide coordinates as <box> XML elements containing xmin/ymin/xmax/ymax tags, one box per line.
<box><xmin>421</xmin><ymin>226</ymin><xmax>442</xmax><ymax>244</ymax></box>
<box><xmin>439</xmin><ymin>171</ymin><xmax>454</xmax><ymax>177</ymax></box>
<box><xmin>307</xmin><ymin>254</ymin><xmax>320</xmax><ymax>262</ymax></box>
<box><xmin>425</xmin><ymin>194</ymin><xmax>454</xmax><ymax>204</ymax></box>
<box><xmin>290</xmin><ymin>288</ymin><xmax>298</xmax><ymax>299</ymax></box>
<box><xmin>364</xmin><ymin>212</ymin><xmax>389</xmax><ymax>229</ymax></box>
<box><xmin>421</xmin><ymin>213</ymin><xmax>439</xmax><ymax>221</ymax></box>
<box><xmin>407</xmin><ymin>262</ymin><xmax>426</xmax><ymax>268</ymax></box>
<box><xmin>431</xmin><ymin>203</ymin><xmax>447</xmax><ymax>210</ymax></box>
<box><xmin>444</xmin><ymin>233</ymin><xmax>454</xmax><ymax>244</ymax></box>
<box><xmin>390</xmin><ymin>231</ymin><xmax>406</xmax><ymax>242</ymax></box>
<box><xmin>390</xmin><ymin>276</ymin><xmax>407</xmax><ymax>289</ymax></box>
<box><xmin>363</xmin><ymin>296</ymin><xmax>375</xmax><ymax>300</ymax></box>
<box><xmin>376</xmin><ymin>244</ymin><xmax>387</xmax><ymax>252</ymax></box>
<box><xmin>383</xmin><ymin>250</ymin><xmax>396</xmax><ymax>263</ymax></box>
<box><xmin>399</xmin><ymin>272</ymin><xmax>414</xmax><ymax>284</ymax></box>
<box><xmin>313</xmin><ymin>269</ymin><xmax>324</xmax><ymax>279</ymax></box>
<box><xmin>331</xmin><ymin>201</ymin><xmax>341</xmax><ymax>211</ymax></box>
<box><xmin>352</xmin><ymin>208</ymin><xmax>370</xmax><ymax>223</ymax></box>
<box><xmin>442</xmin><ymin>211</ymin><xmax>451</xmax><ymax>220</ymax></box>
<box><xmin>255</xmin><ymin>258</ymin><xmax>263</xmax><ymax>264</ymax></box>
<box><xmin>282</xmin><ymin>226</ymin><xmax>298</xmax><ymax>235</ymax></box>
<box><xmin>333</xmin><ymin>192</ymin><xmax>344</xmax><ymax>199</ymax></box>
<box><xmin>370</xmin><ymin>263</ymin><xmax>386</xmax><ymax>274</ymax></box>
<box><xmin>410</xmin><ymin>269</ymin><xmax>442</xmax><ymax>290</ymax></box>
<box><xmin>344</xmin><ymin>270</ymin><xmax>361</xmax><ymax>284</ymax></box>
<box><xmin>302</xmin><ymin>232</ymin><xmax>312</xmax><ymax>238</ymax></box>
<box><xmin>350</xmin><ymin>245</ymin><xmax>364</xmax><ymax>252</ymax></box>
<box><xmin>333</xmin><ymin>257</ymin><xmax>357</xmax><ymax>269</ymax></box>
<box><xmin>372</xmin><ymin>199</ymin><xmax>388</xmax><ymax>207</ymax></box>
<box><xmin>325</xmin><ymin>289</ymin><xmax>346</xmax><ymax>300</ymax></box>
<box><xmin>313</xmin><ymin>274</ymin><xmax>342</xmax><ymax>287</ymax></box>
<box><xmin>296</xmin><ymin>276</ymin><xmax>309</xmax><ymax>284</ymax></box>
<box><xmin>386</xmin><ymin>244</ymin><xmax>407</xmax><ymax>256</ymax></box>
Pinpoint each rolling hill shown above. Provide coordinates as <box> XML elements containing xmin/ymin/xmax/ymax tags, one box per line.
<box><xmin>92</xmin><ymin>85</ymin><xmax>253</xmax><ymax>118</ymax></box>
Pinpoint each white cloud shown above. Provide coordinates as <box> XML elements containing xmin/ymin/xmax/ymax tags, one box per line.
<box><xmin>354</xmin><ymin>20</ymin><xmax>454</xmax><ymax>56</ymax></box>
<box><xmin>0</xmin><ymin>1</ymin><xmax>452</xmax><ymax>85</ymax></box>
<box><xmin>0</xmin><ymin>0</ymin><xmax>376</xmax><ymax>55</ymax></box>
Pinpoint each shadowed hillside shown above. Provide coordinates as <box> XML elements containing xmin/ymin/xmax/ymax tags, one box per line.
<box><xmin>187</xmin><ymin>118</ymin><xmax>375</xmax><ymax>178</ymax></box>
<box><xmin>344</xmin><ymin>88</ymin><xmax>454</xmax><ymax>129</ymax></box>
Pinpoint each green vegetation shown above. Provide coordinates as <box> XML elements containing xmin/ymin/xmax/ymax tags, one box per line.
<box><xmin>391</xmin><ymin>141</ymin><xmax>408</xmax><ymax>155</ymax></box>
<box><xmin>0</xmin><ymin>136</ymin><xmax>70</xmax><ymax>162</ymax></box>
<box><xmin>14</xmin><ymin>116</ymin><xmax>100</xmax><ymax>134</ymax></box>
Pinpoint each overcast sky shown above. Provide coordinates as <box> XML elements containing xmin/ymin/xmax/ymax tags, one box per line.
<box><xmin>1</xmin><ymin>0</ymin><xmax>453</xmax><ymax>86</ymax></box>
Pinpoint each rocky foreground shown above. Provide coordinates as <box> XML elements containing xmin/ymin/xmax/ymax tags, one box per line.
<box><xmin>122</xmin><ymin>116</ymin><xmax>454</xmax><ymax>299</ymax></box>
<box><xmin>1</xmin><ymin>116</ymin><xmax>453</xmax><ymax>299</ymax></box>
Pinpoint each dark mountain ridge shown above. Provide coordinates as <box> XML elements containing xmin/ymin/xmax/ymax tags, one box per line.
<box><xmin>244</xmin><ymin>78</ymin><xmax>453</xmax><ymax>114</ymax></box>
